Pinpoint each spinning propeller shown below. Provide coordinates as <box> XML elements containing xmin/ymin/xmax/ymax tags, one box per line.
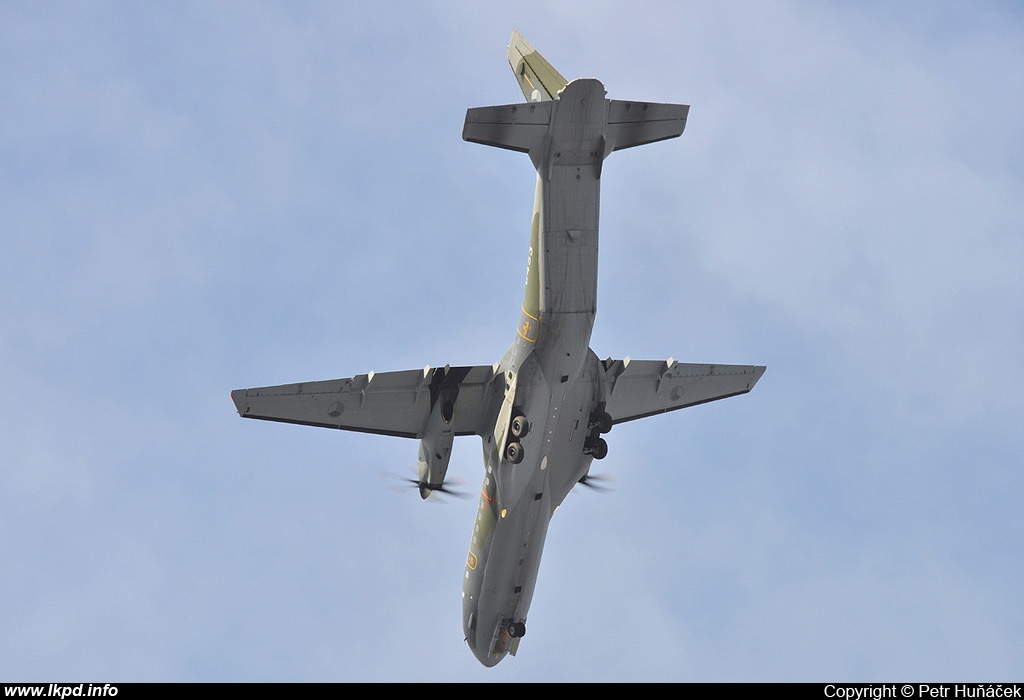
<box><xmin>382</xmin><ymin>470</ymin><xmax>468</xmax><ymax>500</ymax></box>
<box><xmin>577</xmin><ymin>472</ymin><xmax>615</xmax><ymax>493</ymax></box>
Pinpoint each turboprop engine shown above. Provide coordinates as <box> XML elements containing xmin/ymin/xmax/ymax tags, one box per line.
<box><xmin>416</xmin><ymin>388</ymin><xmax>456</xmax><ymax>499</ymax></box>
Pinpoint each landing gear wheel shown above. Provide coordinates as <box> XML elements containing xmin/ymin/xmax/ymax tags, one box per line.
<box><xmin>510</xmin><ymin>415</ymin><xmax>529</xmax><ymax>439</ymax></box>
<box><xmin>509</xmin><ymin>621</ymin><xmax>526</xmax><ymax>638</ymax></box>
<box><xmin>594</xmin><ymin>411</ymin><xmax>613</xmax><ymax>434</ymax></box>
<box><xmin>506</xmin><ymin>441</ymin><xmax>524</xmax><ymax>464</ymax></box>
<box><xmin>587</xmin><ymin>437</ymin><xmax>608</xmax><ymax>460</ymax></box>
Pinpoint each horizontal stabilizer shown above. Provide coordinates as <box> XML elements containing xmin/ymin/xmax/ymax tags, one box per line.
<box><xmin>463</xmin><ymin>102</ymin><xmax>553</xmax><ymax>154</ymax></box>
<box><xmin>464</xmin><ymin>95</ymin><xmax>688</xmax><ymax>166</ymax></box>
<box><xmin>602</xmin><ymin>359</ymin><xmax>764</xmax><ymax>424</ymax></box>
<box><xmin>607</xmin><ymin>100</ymin><xmax>689</xmax><ymax>151</ymax></box>
<box><xmin>232</xmin><ymin>365</ymin><xmax>500</xmax><ymax>439</ymax></box>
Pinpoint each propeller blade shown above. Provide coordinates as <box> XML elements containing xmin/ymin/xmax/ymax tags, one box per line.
<box><xmin>577</xmin><ymin>472</ymin><xmax>615</xmax><ymax>493</ymax></box>
<box><xmin>381</xmin><ymin>470</ymin><xmax>468</xmax><ymax>500</ymax></box>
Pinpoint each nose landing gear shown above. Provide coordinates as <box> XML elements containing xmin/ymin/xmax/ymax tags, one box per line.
<box><xmin>583</xmin><ymin>409</ymin><xmax>612</xmax><ymax>459</ymax></box>
<box><xmin>589</xmin><ymin>410</ymin><xmax>613</xmax><ymax>435</ymax></box>
<box><xmin>584</xmin><ymin>436</ymin><xmax>608</xmax><ymax>460</ymax></box>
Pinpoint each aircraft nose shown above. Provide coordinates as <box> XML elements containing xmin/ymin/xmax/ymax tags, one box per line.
<box><xmin>464</xmin><ymin>616</ymin><xmax>507</xmax><ymax>667</ymax></box>
<box><xmin>468</xmin><ymin>640</ymin><xmax>505</xmax><ymax>668</ymax></box>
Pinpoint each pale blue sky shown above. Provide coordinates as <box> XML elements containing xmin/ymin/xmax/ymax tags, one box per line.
<box><xmin>2</xmin><ymin>1</ymin><xmax>1022</xmax><ymax>681</ymax></box>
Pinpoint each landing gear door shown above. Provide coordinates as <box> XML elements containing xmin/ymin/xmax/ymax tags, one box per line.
<box><xmin>492</xmin><ymin>371</ymin><xmax>518</xmax><ymax>464</ymax></box>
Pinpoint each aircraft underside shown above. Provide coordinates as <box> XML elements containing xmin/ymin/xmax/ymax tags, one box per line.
<box><xmin>230</xmin><ymin>31</ymin><xmax>765</xmax><ymax>668</ymax></box>
<box><xmin>462</xmin><ymin>348</ymin><xmax>604</xmax><ymax>665</ymax></box>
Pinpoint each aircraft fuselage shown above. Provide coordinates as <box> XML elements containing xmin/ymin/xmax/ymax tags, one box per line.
<box><xmin>461</xmin><ymin>79</ymin><xmax>610</xmax><ymax>666</ymax></box>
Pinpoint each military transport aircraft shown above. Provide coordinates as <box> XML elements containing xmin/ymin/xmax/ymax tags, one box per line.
<box><xmin>231</xmin><ymin>30</ymin><xmax>765</xmax><ymax>667</ymax></box>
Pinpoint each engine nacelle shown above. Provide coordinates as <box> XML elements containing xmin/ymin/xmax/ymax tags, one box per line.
<box><xmin>416</xmin><ymin>393</ymin><xmax>456</xmax><ymax>499</ymax></box>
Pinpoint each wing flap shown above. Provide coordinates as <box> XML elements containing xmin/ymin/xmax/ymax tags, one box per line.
<box><xmin>232</xmin><ymin>365</ymin><xmax>500</xmax><ymax>439</ymax></box>
<box><xmin>602</xmin><ymin>358</ymin><xmax>765</xmax><ymax>424</ymax></box>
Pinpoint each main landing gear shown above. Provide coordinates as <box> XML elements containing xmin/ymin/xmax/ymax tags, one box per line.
<box><xmin>505</xmin><ymin>412</ymin><xmax>529</xmax><ymax>464</ymax></box>
<box><xmin>505</xmin><ymin>440</ymin><xmax>524</xmax><ymax>464</ymax></box>
<box><xmin>504</xmin><ymin>408</ymin><xmax>613</xmax><ymax>463</ymax></box>
<box><xmin>510</xmin><ymin>414</ymin><xmax>529</xmax><ymax>439</ymax></box>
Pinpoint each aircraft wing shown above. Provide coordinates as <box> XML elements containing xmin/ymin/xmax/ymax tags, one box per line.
<box><xmin>231</xmin><ymin>365</ymin><xmax>501</xmax><ymax>439</ymax></box>
<box><xmin>601</xmin><ymin>358</ymin><xmax>765</xmax><ymax>425</ymax></box>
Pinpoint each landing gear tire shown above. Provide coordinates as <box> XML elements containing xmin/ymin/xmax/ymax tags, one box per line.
<box><xmin>510</xmin><ymin>414</ymin><xmax>529</xmax><ymax>439</ymax></box>
<box><xmin>506</xmin><ymin>441</ymin><xmax>524</xmax><ymax>464</ymax></box>
<box><xmin>509</xmin><ymin>621</ymin><xmax>526</xmax><ymax>638</ymax></box>
<box><xmin>586</xmin><ymin>437</ymin><xmax>608</xmax><ymax>460</ymax></box>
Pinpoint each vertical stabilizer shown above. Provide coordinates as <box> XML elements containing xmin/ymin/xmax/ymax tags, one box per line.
<box><xmin>508</xmin><ymin>30</ymin><xmax>568</xmax><ymax>102</ymax></box>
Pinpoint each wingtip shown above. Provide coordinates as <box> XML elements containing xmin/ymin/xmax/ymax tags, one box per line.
<box><xmin>746</xmin><ymin>365</ymin><xmax>767</xmax><ymax>392</ymax></box>
<box><xmin>230</xmin><ymin>389</ymin><xmax>248</xmax><ymax>416</ymax></box>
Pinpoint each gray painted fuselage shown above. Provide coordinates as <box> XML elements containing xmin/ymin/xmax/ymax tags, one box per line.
<box><xmin>462</xmin><ymin>79</ymin><xmax>608</xmax><ymax>666</ymax></box>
